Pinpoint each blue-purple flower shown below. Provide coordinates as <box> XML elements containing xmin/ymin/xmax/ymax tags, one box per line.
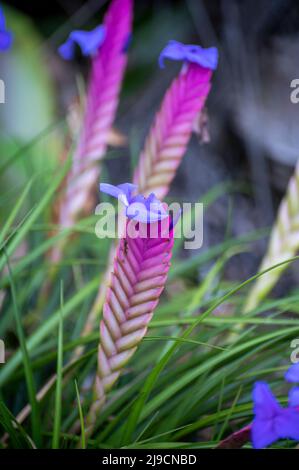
<box><xmin>252</xmin><ymin>381</ymin><xmax>299</xmax><ymax>448</ymax></box>
<box><xmin>159</xmin><ymin>40</ymin><xmax>218</xmax><ymax>70</ymax></box>
<box><xmin>289</xmin><ymin>387</ymin><xmax>299</xmax><ymax>407</ymax></box>
<box><xmin>58</xmin><ymin>25</ymin><xmax>106</xmax><ymax>60</ymax></box>
<box><xmin>100</xmin><ymin>183</ymin><xmax>168</xmax><ymax>223</ymax></box>
<box><xmin>285</xmin><ymin>363</ymin><xmax>299</xmax><ymax>383</ymax></box>
<box><xmin>285</xmin><ymin>364</ymin><xmax>299</xmax><ymax>408</ymax></box>
<box><xmin>0</xmin><ymin>5</ymin><xmax>13</xmax><ymax>52</ymax></box>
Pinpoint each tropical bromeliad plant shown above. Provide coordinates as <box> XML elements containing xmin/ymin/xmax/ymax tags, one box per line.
<box><xmin>2</xmin><ymin>0</ymin><xmax>299</xmax><ymax>452</ymax></box>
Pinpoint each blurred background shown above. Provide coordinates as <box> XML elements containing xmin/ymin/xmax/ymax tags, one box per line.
<box><xmin>2</xmin><ymin>0</ymin><xmax>299</xmax><ymax>294</ymax></box>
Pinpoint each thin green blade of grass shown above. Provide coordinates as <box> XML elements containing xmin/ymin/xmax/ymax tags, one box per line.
<box><xmin>0</xmin><ymin>215</ymin><xmax>109</xmax><ymax>290</ymax></box>
<box><xmin>52</xmin><ymin>283</ymin><xmax>64</xmax><ymax>449</ymax></box>
<box><xmin>0</xmin><ymin>179</ymin><xmax>34</xmax><ymax>248</ymax></box>
<box><xmin>0</xmin><ymin>401</ymin><xmax>34</xmax><ymax>449</ymax></box>
<box><xmin>0</xmin><ymin>120</ymin><xmax>64</xmax><ymax>175</ymax></box>
<box><xmin>5</xmin><ymin>250</ymin><xmax>41</xmax><ymax>447</ymax></box>
<box><xmin>169</xmin><ymin>227</ymin><xmax>269</xmax><ymax>280</ymax></box>
<box><xmin>0</xmin><ymin>158</ymin><xmax>70</xmax><ymax>272</ymax></box>
<box><xmin>0</xmin><ymin>276</ymin><xmax>99</xmax><ymax>387</ymax></box>
<box><xmin>75</xmin><ymin>379</ymin><xmax>86</xmax><ymax>449</ymax></box>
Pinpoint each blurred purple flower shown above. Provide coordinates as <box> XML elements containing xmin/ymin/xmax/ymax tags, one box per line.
<box><xmin>0</xmin><ymin>6</ymin><xmax>13</xmax><ymax>52</ymax></box>
<box><xmin>289</xmin><ymin>387</ymin><xmax>299</xmax><ymax>407</ymax></box>
<box><xmin>159</xmin><ymin>40</ymin><xmax>218</xmax><ymax>70</ymax></box>
<box><xmin>122</xmin><ymin>32</ymin><xmax>132</xmax><ymax>53</ymax></box>
<box><xmin>285</xmin><ymin>363</ymin><xmax>299</xmax><ymax>383</ymax></box>
<box><xmin>252</xmin><ymin>381</ymin><xmax>299</xmax><ymax>449</ymax></box>
<box><xmin>100</xmin><ymin>183</ymin><xmax>168</xmax><ymax>223</ymax></box>
<box><xmin>58</xmin><ymin>25</ymin><xmax>106</xmax><ymax>60</ymax></box>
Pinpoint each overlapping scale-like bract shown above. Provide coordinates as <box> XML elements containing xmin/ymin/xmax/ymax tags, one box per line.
<box><xmin>81</xmin><ymin>60</ymin><xmax>215</xmax><ymax>347</ymax></box>
<box><xmin>59</xmin><ymin>0</ymin><xmax>133</xmax><ymax>229</ymax></box>
<box><xmin>88</xmin><ymin>219</ymin><xmax>174</xmax><ymax>425</ymax></box>
<box><xmin>133</xmin><ymin>63</ymin><xmax>213</xmax><ymax>199</ymax></box>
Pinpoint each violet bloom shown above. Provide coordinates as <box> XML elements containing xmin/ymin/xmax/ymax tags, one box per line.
<box><xmin>285</xmin><ymin>364</ymin><xmax>299</xmax><ymax>408</ymax></box>
<box><xmin>100</xmin><ymin>182</ymin><xmax>168</xmax><ymax>223</ymax></box>
<box><xmin>0</xmin><ymin>5</ymin><xmax>13</xmax><ymax>52</ymax></box>
<box><xmin>159</xmin><ymin>40</ymin><xmax>218</xmax><ymax>70</ymax></box>
<box><xmin>252</xmin><ymin>381</ymin><xmax>299</xmax><ymax>449</ymax></box>
<box><xmin>289</xmin><ymin>387</ymin><xmax>299</xmax><ymax>407</ymax></box>
<box><xmin>58</xmin><ymin>25</ymin><xmax>106</xmax><ymax>60</ymax></box>
<box><xmin>285</xmin><ymin>363</ymin><xmax>299</xmax><ymax>383</ymax></box>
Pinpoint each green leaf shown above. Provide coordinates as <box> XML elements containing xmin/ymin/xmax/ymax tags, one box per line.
<box><xmin>5</xmin><ymin>249</ymin><xmax>41</xmax><ymax>447</ymax></box>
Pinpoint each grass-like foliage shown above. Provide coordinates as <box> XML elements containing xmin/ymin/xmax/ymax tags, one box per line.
<box><xmin>1</xmin><ymin>159</ymin><xmax>298</xmax><ymax>449</ymax></box>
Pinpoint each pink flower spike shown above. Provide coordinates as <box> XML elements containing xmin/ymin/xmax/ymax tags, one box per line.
<box><xmin>59</xmin><ymin>0</ymin><xmax>133</xmax><ymax>229</ymax></box>
<box><xmin>133</xmin><ymin>55</ymin><xmax>216</xmax><ymax>200</ymax></box>
<box><xmin>88</xmin><ymin>217</ymin><xmax>174</xmax><ymax>422</ymax></box>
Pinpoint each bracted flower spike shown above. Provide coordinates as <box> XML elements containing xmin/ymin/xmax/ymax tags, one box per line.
<box><xmin>244</xmin><ymin>159</ymin><xmax>299</xmax><ymax>313</ymax></box>
<box><xmin>133</xmin><ymin>40</ymin><xmax>218</xmax><ymax>199</ymax></box>
<box><xmin>79</xmin><ymin>40</ymin><xmax>218</xmax><ymax>352</ymax></box>
<box><xmin>57</xmin><ymin>0</ymin><xmax>133</xmax><ymax>233</ymax></box>
<box><xmin>87</xmin><ymin>184</ymin><xmax>174</xmax><ymax>428</ymax></box>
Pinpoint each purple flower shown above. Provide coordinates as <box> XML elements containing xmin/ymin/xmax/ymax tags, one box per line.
<box><xmin>100</xmin><ymin>183</ymin><xmax>168</xmax><ymax>223</ymax></box>
<box><xmin>289</xmin><ymin>387</ymin><xmax>299</xmax><ymax>407</ymax></box>
<box><xmin>285</xmin><ymin>363</ymin><xmax>299</xmax><ymax>383</ymax></box>
<box><xmin>159</xmin><ymin>40</ymin><xmax>218</xmax><ymax>70</ymax></box>
<box><xmin>0</xmin><ymin>6</ymin><xmax>13</xmax><ymax>52</ymax></box>
<box><xmin>252</xmin><ymin>382</ymin><xmax>299</xmax><ymax>449</ymax></box>
<box><xmin>58</xmin><ymin>25</ymin><xmax>106</xmax><ymax>60</ymax></box>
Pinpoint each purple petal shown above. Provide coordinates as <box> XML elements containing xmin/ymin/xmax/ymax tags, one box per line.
<box><xmin>127</xmin><ymin>194</ymin><xmax>168</xmax><ymax>224</ymax></box>
<box><xmin>289</xmin><ymin>387</ymin><xmax>299</xmax><ymax>408</ymax></box>
<box><xmin>100</xmin><ymin>183</ymin><xmax>128</xmax><ymax>206</ymax></box>
<box><xmin>145</xmin><ymin>193</ymin><xmax>168</xmax><ymax>218</ymax></box>
<box><xmin>251</xmin><ymin>418</ymin><xmax>279</xmax><ymax>449</ymax></box>
<box><xmin>0</xmin><ymin>29</ymin><xmax>12</xmax><ymax>51</ymax></box>
<box><xmin>159</xmin><ymin>40</ymin><xmax>218</xmax><ymax>70</ymax></box>
<box><xmin>159</xmin><ymin>40</ymin><xmax>187</xmax><ymax>68</ymax></box>
<box><xmin>58</xmin><ymin>25</ymin><xmax>106</xmax><ymax>60</ymax></box>
<box><xmin>0</xmin><ymin>6</ymin><xmax>13</xmax><ymax>52</ymax></box>
<box><xmin>276</xmin><ymin>407</ymin><xmax>299</xmax><ymax>441</ymax></box>
<box><xmin>58</xmin><ymin>40</ymin><xmax>75</xmax><ymax>61</ymax></box>
<box><xmin>253</xmin><ymin>382</ymin><xmax>281</xmax><ymax>420</ymax></box>
<box><xmin>117</xmin><ymin>183</ymin><xmax>137</xmax><ymax>203</ymax></box>
<box><xmin>127</xmin><ymin>200</ymin><xmax>152</xmax><ymax>223</ymax></box>
<box><xmin>285</xmin><ymin>363</ymin><xmax>299</xmax><ymax>383</ymax></box>
<box><xmin>0</xmin><ymin>6</ymin><xmax>6</xmax><ymax>30</ymax></box>
<box><xmin>185</xmin><ymin>45</ymin><xmax>218</xmax><ymax>70</ymax></box>
<box><xmin>100</xmin><ymin>183</ymin><xmax>137</xmax><ymax>207</ymax></box>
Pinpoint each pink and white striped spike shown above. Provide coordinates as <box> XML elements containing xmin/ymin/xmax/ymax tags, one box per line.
<box><xmin>89</xmin><ymin>218</ymin><xmax>174</xmax><ymax>422</ymax></box>
<box><xmin>60</xmin><ymin>0</ymin><xmax>133</xmax><ymax>229</ymax></box>
<box><xmin>133</xmin><ymin>63</ymin><xmax>213</xmax><ymax>200</ymax></box>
